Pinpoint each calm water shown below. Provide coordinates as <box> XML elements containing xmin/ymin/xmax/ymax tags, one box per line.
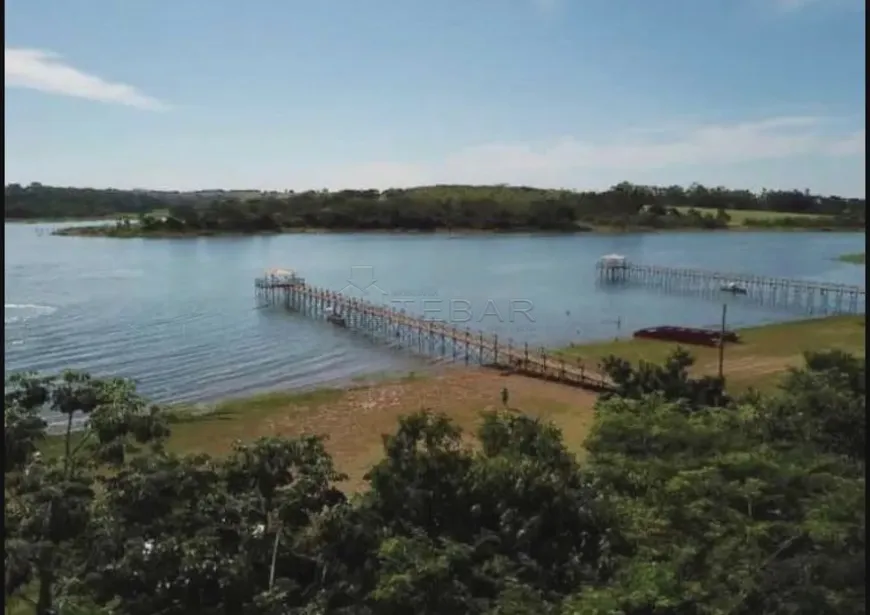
<box><xmin>5</xmin><ymin>223</ymin><xmax>865</xmax><ymax>413</ymax></box>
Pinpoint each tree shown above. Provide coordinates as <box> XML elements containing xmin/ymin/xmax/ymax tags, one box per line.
<box><xmin>361</xmin><ymin>410</ymin><xmax>624</xmax><ymax>610</ymax></box>
<box><xmin>4</xmin><ymin>371</ymin><xmax>169</xmax><ymax>614</ymax></box>
<box><xmin>9</xmin><ymin>182</ymin><xmax>863</xmax><ymax>233</ymax></box>
<box><xmin>81</xmin><ymin>437</ymin><xmax>346</xmax><ymax>615</ymax></box>
<box><xmin>4</xmin><ymin>351</ymin><xmax>865</xmax><ymax>614</ymax></box>
<box><xmin>756</xmin><ymin>349</ymin><xmax>866</xmax><ymax>461</ymax></box>
<box><xmin>598</xmin><ymin>347</ymin><xmax>729</xmax><ymax>410</ymax></box>
<box><xmin>575</xmin><ymin>352</ymin><xmax>866</xmax><ymax>614</ymax></box>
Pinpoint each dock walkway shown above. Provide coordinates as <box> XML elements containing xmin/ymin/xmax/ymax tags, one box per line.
<box><xmin>255</xmin><ymin>273</ymin><xmax>613</xmax><ymax>392</ymax></box>
<box><xmin>596</xmin><ymin>259</ymin><xmax>865</xmax><ymax>315</ymax></box>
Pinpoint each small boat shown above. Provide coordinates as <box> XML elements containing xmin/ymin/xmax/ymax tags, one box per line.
<box><xmin>327</xmin><ymin>313</ymin><xmax>347</xmax><ymax>328</ymax></box>
<box><xmin>720</xmin><ymin>282</ymin><xmax>748</xmax><ymax>295</ymax></box>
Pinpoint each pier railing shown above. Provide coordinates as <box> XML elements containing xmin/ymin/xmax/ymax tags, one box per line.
<box><xmin>596</xmin><ymin>261</ymin><xmax>865</xmax><ymax>315</ymax></box>
<box><xmin>255</xmin><ymin>276</ymin><xmax>613</xmax><ymax>392</ymax></box>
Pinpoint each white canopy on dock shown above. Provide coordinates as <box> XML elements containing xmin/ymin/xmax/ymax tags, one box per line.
<box><xmin>598</xmin><ymin>254</ymin><xmax>627</xmax><ymax>266</ymax></box>
<box><xmin>266</xmin><ymin>268</ymin><xmax>298</xmax><ymax>276</ymax></box>
<box><xmin>260</xmin><ymin>267</ymin><xmax>306</xmax><ymax>286</ymax></box>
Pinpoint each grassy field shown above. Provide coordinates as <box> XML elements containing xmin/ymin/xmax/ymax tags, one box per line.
<box><xmin>838</xmin><ymin>252</ymin><xmax>866</xmax><ymax>264</ymax></box>
<box><xmin>556</xmin><ymin>315</ymin><xmax>865</xmax><ymax>392</ymax></box>
<box><xmin>11</xmin><ymin>209</ymin><xmax>171</xmax><ymax>224</ymax></box>
<box><xmin>161</xmin><ymin>369</ymin><xmax>600</xmax><ymax>490</ymax></box>
<box><xmin>673</xmin><ymin>206</ymin><xmax>824</xmax><ymax>228</ymax></box>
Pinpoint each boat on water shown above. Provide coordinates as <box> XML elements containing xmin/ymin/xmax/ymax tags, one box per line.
<box><xmin>720</xmin><ymin>282</ymin><xmax>748</xmax><ymax>295</ymax></box>
<box><xmin>326</xmin><ymin>311</ymin><xmax>347</xmax><ymax>327</ymax></box>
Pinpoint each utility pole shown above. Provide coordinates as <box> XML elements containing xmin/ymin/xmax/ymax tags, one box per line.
<box><xmin>603</xmin><ymin>315</ymin><xmax>622</xmax><ymax>341</ymax></box>
<box><xmin>718</xmin><ymin>303</ymin><xmax>727</xmax><ymax>380</ymax></box>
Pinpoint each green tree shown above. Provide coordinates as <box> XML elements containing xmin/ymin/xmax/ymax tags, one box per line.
<box><xmin>575</xmin><ymin>352</ymin><xmax>866</xmax><ymax>614</ymax></box>
<box><xmin>82</xmin><ymin>437</ymin><xmax>346</xmax><ymax>614</ymax></box>
<box><xmin>599</xmin><ymin>347</ymin><xmax>729</xmax><ymax>410</ymax></box>
<box><xmin>4</xmin><ymin>371</ymin><xmax>169</xmax><ymax>615</ymax></box>
<box><xmin>11</xmin><ymin>182</ymin><xmax>863</xmax><ymax>233</ymax></box>
<box><xmin>4</xmin><ymin>351</ymin><xmax>864</xmax><ymax>614</ymax></box>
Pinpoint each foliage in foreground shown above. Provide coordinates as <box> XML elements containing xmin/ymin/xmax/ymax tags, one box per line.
<box><xmin>4</xmin><ymin>349</ymin><xmax>866</xmax><ymax>614</ymax></box>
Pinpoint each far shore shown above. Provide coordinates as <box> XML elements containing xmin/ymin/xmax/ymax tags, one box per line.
<box><xmin>8</xmin><ymin>215</ymin><xmax>127</xmax><ymax>224</ymax></box>
<box><xmin>838</xmin><ymin>252</ymin><xmax>866</xmax><ymax>264</ymax></box>
<box><xmin>43</xmin><ymin>222</ymin><xmax>867</xmax><ymax>239</ymax></box>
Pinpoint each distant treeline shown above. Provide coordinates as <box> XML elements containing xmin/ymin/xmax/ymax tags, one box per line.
<box><xmin>6</xmin><ymin>182</ymin><xmax>865</xmax><ymax>233</ymax></box>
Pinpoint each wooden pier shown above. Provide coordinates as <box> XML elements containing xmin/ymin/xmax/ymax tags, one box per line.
<box><xmin>255</xmin><ymin>270</ymin><xmax>613</xmax><ymax>392</ymax></box>
<box><xmin>596</xmin><ymin>256</ymin><xmax>866</xmax><ymax>316</ymax></box>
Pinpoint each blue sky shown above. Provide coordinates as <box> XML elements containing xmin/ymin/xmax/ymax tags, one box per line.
<box><xmin>4</xmin><ymin>0</ymin><xmax>866</xmax><ymax>196</ymax></box>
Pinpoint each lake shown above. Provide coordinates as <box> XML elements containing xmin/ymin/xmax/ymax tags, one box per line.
<box><xmin>5</xmin><ymin>223</ymin><xmax>865</xmax><ymax>414</ymax></box>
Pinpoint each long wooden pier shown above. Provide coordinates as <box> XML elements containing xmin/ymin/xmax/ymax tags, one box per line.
<box><xmin>255</xmin><ymin>270</ymin><xmax>613</xmax><ymax>392</ymax></box>
<box><xmin>596</xmin><ymin>257</ymin><xmax>865</xmax><ymax>316</ymax></box>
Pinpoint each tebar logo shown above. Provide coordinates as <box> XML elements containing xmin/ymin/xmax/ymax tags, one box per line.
<box><xmin>340</xmin><ymin>266</ymin><xmax>438</xmax><ymax>298</ymax></box>
<box><xmin>341</xmin><ymin>266</ymin><xmax>388</xmax><ymax>296</ymax></box>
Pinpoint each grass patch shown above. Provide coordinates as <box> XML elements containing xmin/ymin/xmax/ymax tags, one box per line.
<box><xmin>349</xmin><ymin>370</ymin><xmax>426</xmax><ymax>385</ymax></box>
<box><xmin>673</xmin><ymin>206</ymin><xmax>825</xmax><ymax>228</ymax></box>
<box><xmin>39</xmin><ymin>368</ymin><xmax>598</xmax><ymax>491</ymax></box>
<box><xmin>555</xmin><ymin>315</ymin><xmax>865</xmax><ymax>392</ymax></box>
<box><xmin>11</xmin><ymin>208</ymin><xmax>171</xmax><ymax>224</ymax></box>
<box><xmin>37</xmin><ymin>388</ymin><xmax>354</xmax><ymax>484</ymax></box>
<box><xmin>164</xmin><ymin>387</ymin><xmax>350</xmax><ymax>454</ymax></box>
<box><xmin>838</xmin><ymin>252</ymin><xmax>865</xmax><ymax>264</ymax></box>
<box><xmin>161</xmin><ymin>369</ymin><xmax>599</xmax><ymax>488</ymax></box>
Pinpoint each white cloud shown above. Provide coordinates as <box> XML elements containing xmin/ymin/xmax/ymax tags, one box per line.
<box><xmin>324</xmin><ymin>116</ymin><xmax>865</xmax><ymax>189</ymax></box>
<box><xmin>5</xmin><ymin>47</ymin><xmax>168</xmax><ymax>110</ymax></box>
<box><xmin>4</xmin><ymin>113</ymin><xmax>862</xmax><ymax>195</ymax></box>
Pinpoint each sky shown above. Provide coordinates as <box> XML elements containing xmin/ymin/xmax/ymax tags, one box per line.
<box><xmin>4</xmin><ymin>0</ymin><xmax>866</xmax><ymax>196</ymax></box>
